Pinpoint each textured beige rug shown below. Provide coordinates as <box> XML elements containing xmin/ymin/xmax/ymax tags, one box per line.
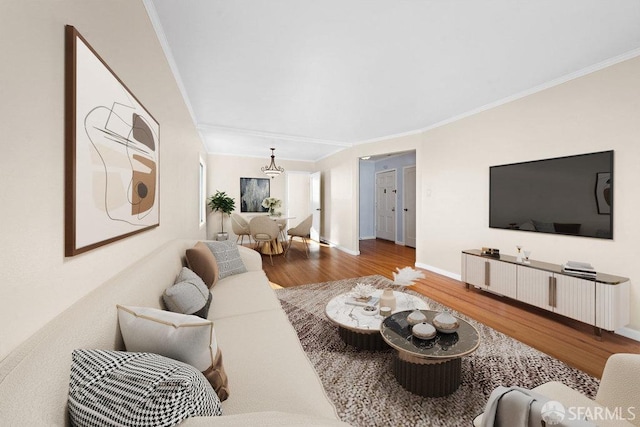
<box><xmin>275</xmin><ymin>275</ymin><xmax>598</xmax><ymax>427</ymax></box>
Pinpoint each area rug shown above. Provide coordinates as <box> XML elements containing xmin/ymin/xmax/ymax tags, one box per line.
<box><xmin>275</xmin><ymin>275</ymin><xmax>599</xmax><ymax>427</ymax></box>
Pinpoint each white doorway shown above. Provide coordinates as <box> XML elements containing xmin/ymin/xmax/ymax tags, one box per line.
<box><xmin>375</xmin><ymin>169</ymin><xmax>397</xmax><ymax>241</ymax></box>
<box><xmin>403</xmin><ymin>166</ymin><xmax>416</xmax><ymax>248</ymax></box>
<box><xmin>310</xmin><ymin>171</ymin><xmax>321</xmax><ymax>242</ymax></box>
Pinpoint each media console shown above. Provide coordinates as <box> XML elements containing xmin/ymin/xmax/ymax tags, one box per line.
<box><xmin>461</xmin><ymin>249</ymin><xmax>630</xmax><ymax>336</ymax></box>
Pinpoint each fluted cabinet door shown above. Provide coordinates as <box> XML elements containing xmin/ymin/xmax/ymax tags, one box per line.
<box><xmin>516</xmin><ymin>266</ymin><xmax>553</xmax><ymax>310</ymax></box>
<box><xmin>486</xmin><ymin>259</ymin><xmax>517</xmax><ymax>299</ymax></box>
<box><xmin>595</xmin><ymin>281</ymin><xmax>630</xmax><ymax>330</ymax></box>
<box><xmin>554</xmin><ymin>275</ymin><xmax>595</xmax><ymax>324</ymax></box>
<box><xmin>463</xmin><ymin>254</ymin><xmax>489</xmax><ymax>289</ymax></box>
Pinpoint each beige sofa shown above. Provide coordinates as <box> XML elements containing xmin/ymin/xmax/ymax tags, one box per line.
<box><xmin>0</xmin><ymin>239</ymin><xmax>348</xmax><ymax>426</ymax></box>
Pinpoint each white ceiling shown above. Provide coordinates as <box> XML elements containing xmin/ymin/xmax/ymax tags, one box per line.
<box><xmin>145</xmin><ymin>0</ymin><xmax>640</xmax><ymax>162</ymax></box>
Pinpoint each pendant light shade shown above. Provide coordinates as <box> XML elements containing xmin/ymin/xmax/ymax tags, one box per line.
<box><xmin>261</xmin><ymin>147</ymin><xmax>285</xmax><ymax>178</ymax></box>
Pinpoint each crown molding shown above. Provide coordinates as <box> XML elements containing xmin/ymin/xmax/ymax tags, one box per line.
<box><xmin>143</xmin><ymin>0</ymin><xmax>199</xmax><ymax>130</ymax></box>
<box><xmin>197</xmin><ymin>124</ymin><xmax>352</xmax><ymax>148</ymax></box>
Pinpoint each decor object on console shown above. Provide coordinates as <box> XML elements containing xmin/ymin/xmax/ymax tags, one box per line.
<box><xmin>207</xmin><ymin>190</ymin><xmax>236</xmax><ymax>240</ymax></box>
<box><xmin>64</xmin><ymin>26</ymin><xmax>159</xmax><ymax>256</ymax></box>
<box><xmin>516</xmin><ymin>245</ymin><xmax>523</xmax><ymax>263</ymax></box>
<box><xmin>261</xmin><ymin>147</ymin><xmax>285</xmax><ymax>178</ymax></box>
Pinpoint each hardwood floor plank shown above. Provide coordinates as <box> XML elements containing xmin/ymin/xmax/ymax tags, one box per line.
<box><xmin>256</xmin><ymin>238</ymin><xmax>640</xmax><ymax>379</ymax></box>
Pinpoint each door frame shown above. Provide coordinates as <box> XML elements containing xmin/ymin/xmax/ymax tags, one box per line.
<box><xmin>402</xmin><ymin>165</ymin><xmax>417</xmax><ymax>248</ymax></box>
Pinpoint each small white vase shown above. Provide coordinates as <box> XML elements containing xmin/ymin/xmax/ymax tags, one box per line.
<box><xmin>379</xmin><ymin>288</ymin><xmax>397</xmax><ymax>311</ymax></box>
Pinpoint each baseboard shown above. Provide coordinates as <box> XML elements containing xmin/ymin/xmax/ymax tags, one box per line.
<box><xmin>415</xmin><ymin>262</ymin><xmax>461</xmax><ymax>281</ymax></box>
<box><xmin>615</xmin><ymin>326</ymin><xmax>640</xmax><ymax>343</ymax></box>
<box><xmin>321</xmin><ymin>237</ymin><xmax>360</xmax><ymax>256</ymax></box>
<box><xmin>359</xmin><ymin>236</ymin><xmax>376</xmax><ymax>240</ymax></box>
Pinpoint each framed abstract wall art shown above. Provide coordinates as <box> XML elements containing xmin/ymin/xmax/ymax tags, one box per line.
<box><xmin>240</xmin><ymin>178</ymin><xmax>270</xmax><ymax>212</ymax></box>
<box><xmin>65</xmin><ymin>26</ymin><xmax>159</xmax><ymax>256</ymax></box>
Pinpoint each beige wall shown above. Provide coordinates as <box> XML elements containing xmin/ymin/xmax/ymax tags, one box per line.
<box><xmin>0</xmin><ymin>1</ymin><xmax>207</xmax><ymax>360</ymax></box>
<box><xmin>319</xmin><ymin>55</ymin><xmax>640</xmax><ymax>335</ymax></box>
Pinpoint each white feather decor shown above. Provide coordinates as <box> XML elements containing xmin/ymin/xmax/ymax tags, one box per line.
<box><xmin>392</xmin><ymin>267</ymin><xmax>425</xmax><ymax>286</ymax></box>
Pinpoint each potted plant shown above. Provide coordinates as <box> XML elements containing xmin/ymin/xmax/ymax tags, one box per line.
<box><xmin>207</xmin><ymin>190</ymin><xmax>236</xmax><ymax>240</ymax></box>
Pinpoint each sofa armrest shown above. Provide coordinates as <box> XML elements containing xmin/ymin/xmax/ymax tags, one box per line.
<box><xmin>237</xmin><ymin>245</ymin><xmax>262</xmax><ymax>271</ymax></box>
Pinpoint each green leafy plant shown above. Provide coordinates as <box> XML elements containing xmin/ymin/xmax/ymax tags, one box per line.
<box><xmin>207</xmin><ymin>190</ymin><xmax>236</xmax><ymax>233</ymax></box>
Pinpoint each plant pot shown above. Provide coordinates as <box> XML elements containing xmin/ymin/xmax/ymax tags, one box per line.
<box><xmin>216</xmin><ymin>232</ymin><xmax>229</xmax><ymax>241</ymax></box>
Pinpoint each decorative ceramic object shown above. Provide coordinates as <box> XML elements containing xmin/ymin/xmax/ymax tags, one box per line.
<box><xmin>379</xmin><ymin>288</ymin><xmax>397</xmax><ymax>311</ymax></box>
<box><xmin>379</xmin><ymin>306</ymin><xmax>392</xmax><ymax>317</ymax></box>
<box><xmin>406</xmin><ymin>309</ymin><xmax>427</xmax><ymax>326</ymax></box>
<box><xmin>349</xmin><ymin>283</ymin><xmax>375</xmax><ymax>301</ymax></box>
<box><xmin>361</xmin><ymin>305</ymin><xmax>378</xmax><ymax>316</ymax></box>
<box><xmin>412</xmin><ymin>322</ymin><xmax>436</xmax><ymax>340</ymax></box>
<box><xmin>432</xmin><ymin>310</ymin><xmax>459</xmax><ymax>333</ymax></box>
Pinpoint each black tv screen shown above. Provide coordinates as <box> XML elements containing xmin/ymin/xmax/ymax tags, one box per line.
<box><xmin>489</xmin><ymin>151</ymin><xmax>613</xmax><ymax>239</ymax></box>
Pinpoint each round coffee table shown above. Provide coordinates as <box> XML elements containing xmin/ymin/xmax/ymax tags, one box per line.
<box><xmin>380</xmin><ymin>310</ymin><xmax>480</xmax><ymax>397</ymax></box>
<box><xmin>325</xmin><ymin>289</ymin><xmax>429</xmax><ymax>350</ymax></box>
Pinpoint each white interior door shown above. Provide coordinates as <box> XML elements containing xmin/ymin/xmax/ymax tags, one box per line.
<box><xmin>403</xmin><ymin>165</ymin><xmax>416</xmax><ymax>248</ymax></box>
<box><xmin>375</xmin><ymin>170</ymin><xmax>396</xmax><ymax>241</ymax></box>
<box><xmin>310</xmin><ymin>171</ymin><xmax>321</xmax><ymax>242</ymax></box>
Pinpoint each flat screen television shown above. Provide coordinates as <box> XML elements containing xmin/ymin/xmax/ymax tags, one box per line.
<box><xmin>489</xmin><ymin>151</ymin><xmax>613</xmax><ymax>239</ymax></box>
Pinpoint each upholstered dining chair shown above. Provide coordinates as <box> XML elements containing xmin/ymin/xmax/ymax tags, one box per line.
<box><xmin>231</xmin><ymin>213</ymin><xmax>252</xmax><ymax>245</ymax></box>
<box><xmin>249</xmin><ymin>216</ymin><xmax>281</xmax><ymax>265</ymax></box>
<box><xmin>284</xmin><ymin>214</ymin><xmax>313</xmax><ymax>258</ymax></box>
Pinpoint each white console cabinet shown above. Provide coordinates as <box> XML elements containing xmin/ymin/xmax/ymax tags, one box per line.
<box><xmin>461</xmin><ymin>250</ymin><xmax>630</xmax><ymax>333</ymax></box>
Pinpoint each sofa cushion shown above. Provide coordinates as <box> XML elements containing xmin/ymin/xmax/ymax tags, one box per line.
<box><xmin>68</xmin><ymin>349</ymin><xmax>222</xmax><ymax>427</ymax></box>
<box><xmin>117</xmin><ymin>305</ymin><xmax>229</xmax><ymax>400</ymax></box>
<box><xmin>208</xmin><ymin>270</ymin><xmax>282</xmax><ymax>320</ymax></box>
<box><xmin>186</xmin><ymin>242</ymin><xmax>219</xmax><ymax>288</ymax></box>
<box><xmin>163</xmin><ymin>267</ymin><xmax>212</xmax><ymax>318</ymax></box>
<box><xmin>213</xmin><ymin>309</ymin><xmax>338</xmax><ymax>419</ymax></box>
<box><xmin>205</xmin><ymin>241</ymin><xmax>247</xmax><ymax>279</ymax></box>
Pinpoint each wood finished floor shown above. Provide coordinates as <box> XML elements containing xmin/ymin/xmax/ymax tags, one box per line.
<box><xmin>257</xmin><ymin>238</ymin><xmax>640</xmax><ymax>379</ymax></box>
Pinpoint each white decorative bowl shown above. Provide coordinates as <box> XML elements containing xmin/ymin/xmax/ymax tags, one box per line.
<box><xmin>406</xmin><ymin>309</ymin><xmax>427</xmax><ymax>326</ymax></box>
<box><xmin>432</xmin><ymin>310</ymin><xmax>459</xmax><ymax>334</ymax></box>
<box><xmin>412</xmin><ymin>322</ymin><xmax>436</xmax><ymax>340</ymax></box>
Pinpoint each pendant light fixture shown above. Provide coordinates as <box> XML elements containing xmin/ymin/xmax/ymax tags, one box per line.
<box><xmin>261</xmin><ymin>147</ymin><xmax>285</xmax><ymax>178</ymax></box>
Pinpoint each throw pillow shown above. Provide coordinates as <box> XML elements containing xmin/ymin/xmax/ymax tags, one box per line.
<box><xmin>117</xmin><ymin>306</ymin><xmax>229</xmax><ymax>400</ymax></box>
<box><xmin>68</xmin><ymin>349</ymin><xmax>221</xmax><ymax>427</ymax></box>
<box><xmin>205</xmin><ymin>240</ymin><xmax>247</xmax><ymax>280</ymax></box>
<box><xmin>163</xmin><ymin>267</ymin><xmax>212</xmax><ymax>318</ymax></box>
<box><xmin>186</xmin><ymin>241</ymin><xmax>220</xmax><ymax>288</ymax></box>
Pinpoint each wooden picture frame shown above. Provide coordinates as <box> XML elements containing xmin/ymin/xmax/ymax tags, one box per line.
<box><xmin>240</xmin><ymin>178</ymin><xmax>270</xmax><ymax>212</ymax></box>
<box><xmin>65</xmin><ymin>26</ymin><xmax>160</xmax><ymax>256</ymax></box>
